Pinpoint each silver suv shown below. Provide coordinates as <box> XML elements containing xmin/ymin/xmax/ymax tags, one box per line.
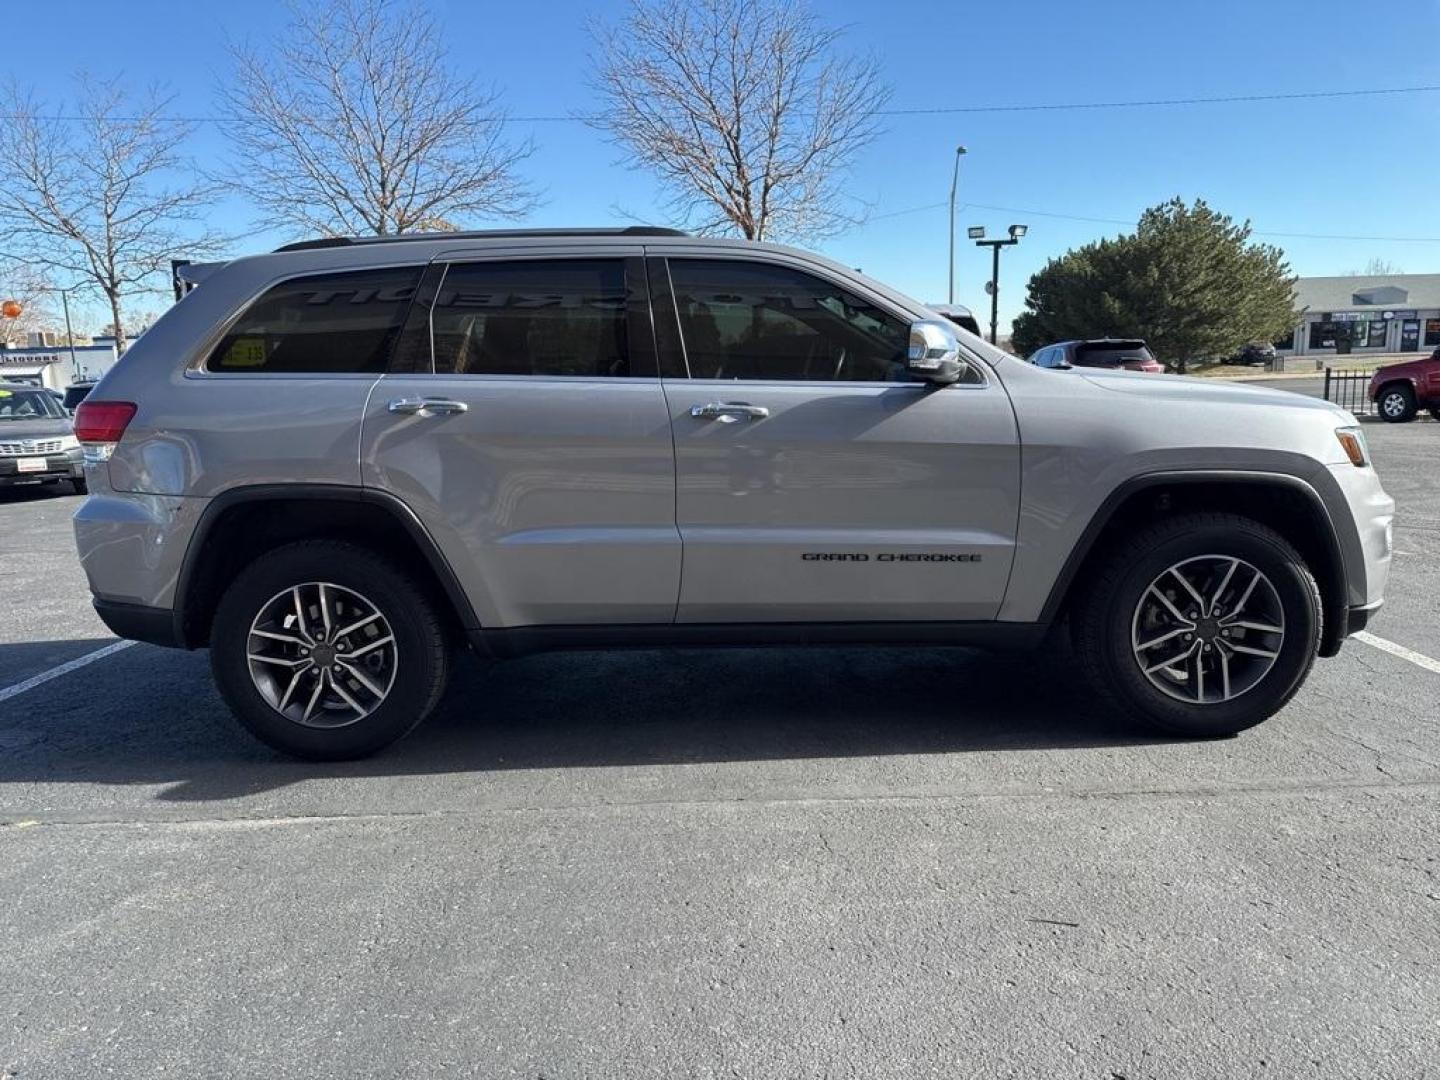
<box><xmin>72</xmin><ymin>228</ymin><xmax>1393</xmax><ymax>759</ymax></box>
<box><xmin>1</xmin><ymin>381</ymin><xmax>86</xmax><ymax>494</ymax></box>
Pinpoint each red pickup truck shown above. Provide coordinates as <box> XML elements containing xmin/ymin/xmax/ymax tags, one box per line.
<box><xmin>1370</xmin><ymin>347</ymin><xmax>1440</xmax><ymax>422</ymax></box>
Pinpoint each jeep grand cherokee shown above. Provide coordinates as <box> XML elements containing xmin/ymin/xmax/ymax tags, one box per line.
<box><xmin>72</xmin><ymin>228</ymin><xmax>1393</xmax><ymax>759</ymax></box>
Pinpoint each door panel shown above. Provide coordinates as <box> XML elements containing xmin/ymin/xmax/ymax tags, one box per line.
<box><xmin>666</xmin><ymin>381</ymin><xmax>1020</xmax><ymax>622</ymax></box>
<box><xmin>359</xmin><ymin>253</ymin><xmax>680</xmax><ymax>628</ymax></box>
<box><xmin>654</xmin><ymin>254</ymin><xmax>1020</xmax><ymax>624</ymax></box>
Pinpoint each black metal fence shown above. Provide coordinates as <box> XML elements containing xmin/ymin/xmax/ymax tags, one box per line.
<box><xmin>1323</xmin><ymin>368</ymin><xmax>1374</xmax><ymax>415</ymax></box>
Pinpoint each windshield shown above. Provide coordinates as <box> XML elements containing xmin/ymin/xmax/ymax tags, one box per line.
<box><xmin>0</xmin><ymin>387</ymin><xmax>67</xmax><ymax>420</ymax></box>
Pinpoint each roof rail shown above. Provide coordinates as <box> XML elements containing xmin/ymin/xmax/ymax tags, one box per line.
<box><xmin>273</xmin><ymin>226</ymin><xmax>689</xmax><ymax>253</ymax></box>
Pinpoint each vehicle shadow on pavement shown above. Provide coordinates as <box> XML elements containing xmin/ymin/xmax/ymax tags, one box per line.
<box><xmin>0</xmin><ymin>640</ymin><xmax>1174</xmax><ymax>802</ymax></box>
<box><xmin>0</xmin><ymin>483</ymin><xmax>81</xmax><ymax>506</ymax></box>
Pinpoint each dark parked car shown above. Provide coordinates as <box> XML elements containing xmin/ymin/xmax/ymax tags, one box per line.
<box><xmin>929</xmin><ymin>303</ymin><xmax>981</xmax><ymax>337</ymax></box>
<box><xmin>1227</xmin><ymin>342</ymin><xmax>1277</xmax><ymax>367</ymax></box>
<box><xmin>63</xmin><ymin>382</ymin><xmax>97</xmax><ymax>412</ymax></box>
<box><xmin>1029</xmin><ymin>339</ymin><xmax>1164</xmax><ymax>374</ymax></box>
<box><xmin>1370</xmin><ymin>347</ymin><xmax>1440</xmax><ymax>422</ymax></box>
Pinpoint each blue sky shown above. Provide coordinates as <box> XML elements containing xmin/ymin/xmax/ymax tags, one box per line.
<box><xmin>5</xmin><ymin>0</ymin><xmax>1440</xmax><ymax>332</ymax></box>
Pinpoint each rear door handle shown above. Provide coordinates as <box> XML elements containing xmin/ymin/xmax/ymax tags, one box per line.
<box><xmin>689</xmin><ymin>401</ymin><xmax>770</xmax><ymax>424</ymax></box>
<box><xmin>388</xmin><ymin>397</ymin><xmax>469</xmax><ymax>416</ymax></box>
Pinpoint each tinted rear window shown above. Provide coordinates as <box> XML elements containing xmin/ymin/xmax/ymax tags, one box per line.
<box><xmin>430</xmin><ymin>260</ymin><xmax>632</xmax><ymax>377</ymax></box>
<box><xmin>208</xmin><ymin>267</ymin><xmax>422</xmax><ymax>373</ymax></box>
<box><xmin>1072</xmin><ymin>342</ymin><xmax>1153</xmax><ymax>367</ymax></box>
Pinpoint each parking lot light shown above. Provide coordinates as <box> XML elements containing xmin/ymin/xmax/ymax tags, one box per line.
<box><xmin>973</xmin><ymin>224</ymin><xmax>1027</xmax><ymax>344</ymax></box>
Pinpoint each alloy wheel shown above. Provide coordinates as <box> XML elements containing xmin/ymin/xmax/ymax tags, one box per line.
<box><xmin>1130</xmin><ymin>555</ymin><xmax>1285</xmax><ymax>704</ymax></box>
<box><xmin>245</xmin><ymin>582</ymin><xmax>398</xmax><ymax>728</ymax></box>
<box><xmin>1381</xmin><ymin>392</ymin><xmax>1407</xmax><ymax>419</ymax></box>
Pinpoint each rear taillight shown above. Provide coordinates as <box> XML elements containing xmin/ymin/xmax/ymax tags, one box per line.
<box><xmin>73</xmin><ymin>401</ymin><xmax>137</xmax><ymax>444</ymax></box>
<box><xmin>74</xmin><ymin>401</ymin><xmax>138</xmax><ymax>463</ymax></box>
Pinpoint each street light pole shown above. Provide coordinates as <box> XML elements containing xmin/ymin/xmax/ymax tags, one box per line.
<box><xmin>61</xmin><ymin>289</ymin><xmax>78</xmax><ymax>374</ymax></box>
<box><xmin>970</xmin><ymin>224</ymin><xmax>1028</xmax><ymax>345</ymax></box>
<box><xmin>948</xmin><ymin>145</ymin><xmax>967</xmax><ymax>305</ymax></box>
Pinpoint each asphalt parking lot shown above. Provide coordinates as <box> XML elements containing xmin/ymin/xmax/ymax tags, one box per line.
<box><xmin>2</xmin><ymin>412</ymin><xmax>1438</xmax><ymax>1078</ymax></box>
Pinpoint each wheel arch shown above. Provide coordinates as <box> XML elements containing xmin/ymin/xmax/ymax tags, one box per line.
<box><xmin>1040</xmin><ymin>471</ymin><xmax>1353</xmax><ymax>658</ymax></box>
<box><xmin>174</xmin><ymin>484</ymin><xmax>478</xmax><ymax>648</ymax></box>
<box><xmin>1374</xmin><ymin>376</ymin><xmax>1417</xmax><ymax>397</ymax></box>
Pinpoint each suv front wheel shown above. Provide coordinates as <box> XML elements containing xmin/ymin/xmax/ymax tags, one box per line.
<box><xmin>211</xmin><ymin>541</ymin><xmax>450</xmax><ymax>760</ymax></box>
<box><xmin>1072</xmin><ymin>513</ymin><xmax>1321</xmax><ymax>737</ymax></box>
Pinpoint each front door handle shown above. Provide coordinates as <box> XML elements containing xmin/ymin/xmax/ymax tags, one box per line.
<box><xmin>388</xmin><ymin>397</ymin><xmax>469</xmax><ymax>416</ymax></box>
<box><xmin>689</xmin><ymin>401</ymin><xmax>770</xmax><ymax>424</ymax></box>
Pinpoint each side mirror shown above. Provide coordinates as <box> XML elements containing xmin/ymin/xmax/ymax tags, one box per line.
<box><xmin>906</xmin><ymin>320</ymin><xmax>965</xmax><ymax>384</ymax></box>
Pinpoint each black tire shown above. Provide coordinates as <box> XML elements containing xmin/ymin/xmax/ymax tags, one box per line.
<box><xmin>1377</xmin><ymin>383</ymin><xmax>1417</xmax><ymax>423</ymax></box>
<box><xmin>210</xmin><ymin>540</ymin><xmax>450</xmax><ymax>760</ymax></box>
<box><xmin>1429</xmin><ymin>408</ymin><xmax>1440</xmax><ymax>422</ymax></box>
<box><xmin>70</xmin><ymin>477</ymin><xmax>87</xmax><ymax>495</ymax></box>
<box><xmin>1071</xmin><ymin>513</ymin><xmax>1321</xmax><ymax>738</ymax></box>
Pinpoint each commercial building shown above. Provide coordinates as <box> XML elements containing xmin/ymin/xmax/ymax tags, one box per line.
<box><xmin>1278</xmin><ymin>274</ymin><xmax>1440</xmax><ymax>357</ymax></box>
<box><xmin>0</xmin><ymin>343</ymin><xmax>118</xmax><ymax>390</ymax></box>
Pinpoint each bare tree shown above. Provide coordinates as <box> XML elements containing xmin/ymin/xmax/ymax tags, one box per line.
<box><xmin>0</xmin><ymin>261</ymin><xmax>59</xmax><ymax>348</ymax></box>
<box><xmin>1346</xmin><ymin>257</ymin><xmax>1403</xmax><ymax>277</ymax></box>
<box><xmin>590</xmin><ymin>0</ymin><xmax>889</xmax><ymax>241</ymax></box>
<box><xmin>222</xmin><ymin>0</ymin><xmax>537</xmax><ymax>238</ymax></box>
<box><xmin>0</xmin><ymin>77</ymin><xmax>222</xmax><ymax>352</ymax></box>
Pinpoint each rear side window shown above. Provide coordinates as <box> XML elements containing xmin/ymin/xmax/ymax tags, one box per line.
<box><xmin>430</xmin><ymin>260</ymin><xmax>633</xmax><ymax>377</ymax></box>
<box><xmin>207</xmin><ymin>267</ymin><xmax>422</xmax><ymax>373</ymax></box>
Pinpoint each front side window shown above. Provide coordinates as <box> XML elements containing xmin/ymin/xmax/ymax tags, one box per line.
<box><xmin>666</xmin><ymin>259</ymin><xmax>910</xmax><ymax>382</ymax></box>
<box><xmin>430</xmin><ymin>260</ymin><xmax>633</xmax><ymax>377</ymax></box>
<box><xmin>208</xmin><ymin>267</ymin><xmax>422</xmax><ymax>373</ymax></box>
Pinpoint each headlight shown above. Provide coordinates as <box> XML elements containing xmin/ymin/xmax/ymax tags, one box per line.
<box><xmin>58</xmin><ymin>434</ymin><xmax>80</xmax><ymax>451</ymax></box>
<box><xmin>1335</xmin><ymin>425</ymin><xmax>1368</xmax><ymax>467</ymax></box>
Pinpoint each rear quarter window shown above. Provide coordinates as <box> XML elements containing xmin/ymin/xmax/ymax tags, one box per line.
<box><xmin>207</xmin><ymin>267</ymin><xmax>422</xmax><ymax>374</ymax></box>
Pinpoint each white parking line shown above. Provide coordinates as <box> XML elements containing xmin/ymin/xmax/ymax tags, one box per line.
<box><xmin>1353</xmin><ymin>631</ymin><xmax>1440</xmax><ymax>676</ymax></box>
<box><xmin>0</xmin><ymin>640</ymin><xmax>137</xmax><ymax>705</ymax></box>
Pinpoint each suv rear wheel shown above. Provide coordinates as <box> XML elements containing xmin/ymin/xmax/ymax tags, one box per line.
<box><xmin>1072</xmin><ymin>513</ymin><xmax>1321</xmax><ymax>737</ymax></box>
<box><xmin>210</xmin><ymin>541</ymin><xmax>450</xmax><ymax>760</ymax></box>
<box><xmin>1377</xmin><ymin>383</ymin><xmax>1417</xmax><ymax>422</ymax></box>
